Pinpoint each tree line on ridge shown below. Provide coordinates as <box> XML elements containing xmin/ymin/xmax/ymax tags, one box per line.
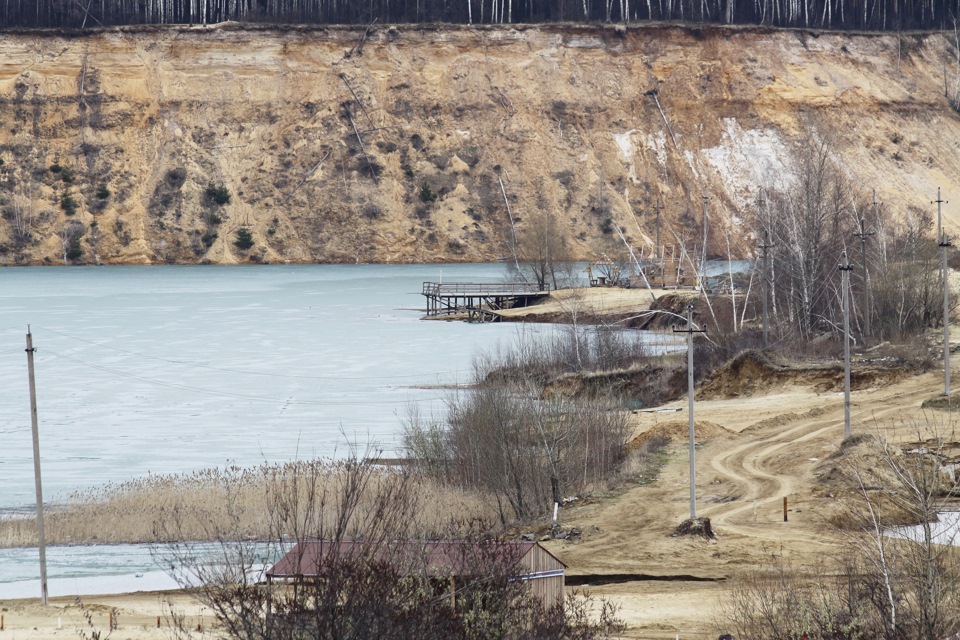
<box><xmin>4</xmin><ymin>0</ymin><xmax>959</xmax><ymax>31</ymax></box>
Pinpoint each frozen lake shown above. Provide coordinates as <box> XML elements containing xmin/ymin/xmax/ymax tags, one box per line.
<box><xmin>0</xmin><ymin>263</ymin><xmax>565</xmax><ymax>510</ymax></box>
<box><xmin>0</xmin><ymin>262</ymin><xmax>690</xmax><ymax>596</ymax></box>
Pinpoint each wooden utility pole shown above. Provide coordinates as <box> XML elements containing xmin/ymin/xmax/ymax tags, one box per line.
<box><xmin>936</xmin><ymin>188</ymin><xmax>952</xmax><ymax>396</ymax></box>
<box><xmin>25</xmin><ymin>327</ymin><xmax>48</xmax><ymax>605</ymax></box>
<box><xmin>674</xmin><ymin>304</ymin><xmax>707</xmax><ymax>519</ymax></box>
<box><xmin>839</xmin><ymin>252</ymin><xmax>853</xmax><ymax>438</ymax></box>
<box><xmin>855</xmin><ymin>192</ymin><xmax>877</xmax><ymax>338</ymax></box>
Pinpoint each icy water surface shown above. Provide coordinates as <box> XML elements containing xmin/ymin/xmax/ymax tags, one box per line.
<box><xmin>0</xmin><ymin>263</ymin><xmax>561</xmax><ymax>509</ymax></box>
<box><xmin>0</xmin><ymin>263</ymin><xmax>689</xmax><ymax>595</ymax></box>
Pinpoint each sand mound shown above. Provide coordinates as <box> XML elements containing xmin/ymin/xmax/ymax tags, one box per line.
<box><xmin>698</xmin><ymin>350</ymin><xmax>912</xmax><ymax>401</ymax></box>
<box><xmin>628</xmin><ymin>420</ymin><xmax>731</xmax><ymax>451</ymax></box>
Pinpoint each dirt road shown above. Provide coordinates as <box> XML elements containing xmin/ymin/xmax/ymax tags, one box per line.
<box><xmin>548</xmin><ymin>366</ymin><xmax>947</xmax><ymax>638</ymax></box>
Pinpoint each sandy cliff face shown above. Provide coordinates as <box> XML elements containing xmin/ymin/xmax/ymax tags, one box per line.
<box><xmin>0</xmin><ymin>23</ymin><xmax>957</xmax><ymax>265</ymax></box>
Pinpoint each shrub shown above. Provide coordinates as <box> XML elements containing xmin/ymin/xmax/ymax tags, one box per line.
<box><xmin>201</xmin><ymin>232</ymin><xmax>218</xmax><ymax>248</ymax></box>
<box><xmin>234</xmin><ymin>227</ymin><xmax>254</xmax><ymax>251</ymax></box>
<box><xmin>65</xmin><ymin>238</ymin><xmax>83</xmax><ymax>261</ymax></box>
<box><xmin>95</xmin><ymin>183</ymin><xmax>110</xmax><ymax>200</ymax></box>
<box><xmin>60</xmin><ymin>192</ymin><xmax>78</xmax><ymax>215</ymax></box>
<box><xmin>419</xmin><ymin>183</ymin><xmax>438</xmax><ymax>203</ymax></box>
<box><xmin>362</xmin><ymin>203</ymin><xmax>384</xmax><ymax>219</ymax></box>
<box><xmin>165</xmin><ymin>167</ymin><xmax>187</xmax><ymax>187</ymax></box>
<box><xmin>205</xmin><ymin>182</ymin><xmax>231</xmax><ymax>206</ymax></box>
<box><xmin>49</xmin><ymin>162</ymin><xmax>62</xmax><ymax>174</ymax></box>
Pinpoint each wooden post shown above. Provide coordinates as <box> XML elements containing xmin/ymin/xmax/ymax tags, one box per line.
<box><xmin>783</xmin><ymin>496</ymin><xmax>788</xmax><ymax>522</ymax></box>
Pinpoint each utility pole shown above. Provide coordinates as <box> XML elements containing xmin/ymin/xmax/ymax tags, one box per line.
<box><xmin>674</xmin><ymin>304</ymin><xmax>707</xmax><ymax>520</ymax></box>
<box><xmin>855</xmin><ymin>192</ymin><xmax>878</xmax><ymax>339</ymax></box>
<box><xmin>758</xmin><ymin>191</ymin><xmax>775</xmax><ymax>348</ymax></box>
<box><xmin>839</xmin><ymin>252</ymin><xmax>853</xmax><ymax>439</ymax></box>
<box><xmin>25</xmin><ymin>326</ymin><xmax>48</xmax><ymax>606</ymax></box>
<box><xmin>935</xmin><ymin>188</ymin><xmax>952</xmax><ymax>396</ymax></box>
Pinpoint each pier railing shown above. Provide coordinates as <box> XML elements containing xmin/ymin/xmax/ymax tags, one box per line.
<box><xmin>422</xmin><ymin>282</ymin><xmax>550</xmax><ymax>296</ymax></box>
<box><xmin>421</xmin><ymin>281</ymin><xmax>551</xmax><ymax>319</ymax></box>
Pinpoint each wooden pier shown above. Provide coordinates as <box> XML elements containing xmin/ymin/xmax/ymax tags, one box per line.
<box><xmin>422</xmin><ymin>282</ymin><xmax>550</xmax><ymax>321</ymax></box>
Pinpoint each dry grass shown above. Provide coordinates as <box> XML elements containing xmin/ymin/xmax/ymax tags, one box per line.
<box><xmin>0</xmin><ymin>461</ymin><xmax>499</xmax><ymax>548</ymax></box>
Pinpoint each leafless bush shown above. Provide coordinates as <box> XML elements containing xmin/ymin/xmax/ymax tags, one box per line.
<box><xmin>480</xmin><ymin>324</ymin><xmax>650</xmax><ymax>384</ymax></box>
<box><xmin>405</xmin><ymin>379</ymin><xmax>629</xmax><ymax>523</ymax></box>
<box><xmin>718</xmin><ymin>557</ymin><xmax>868</xmax><ymax>640</ymax></box>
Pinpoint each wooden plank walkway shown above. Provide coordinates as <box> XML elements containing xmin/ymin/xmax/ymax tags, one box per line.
<box><xmin>422</xmin><ymin>282</ymin><xmax>550</xmax><ymax>320</ymax></box>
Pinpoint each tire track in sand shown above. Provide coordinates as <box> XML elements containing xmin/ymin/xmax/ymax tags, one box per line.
<box><xmin>698</xmin><ymin>382</ymin><xmax>927</xmax><ymax>545</ymax></box>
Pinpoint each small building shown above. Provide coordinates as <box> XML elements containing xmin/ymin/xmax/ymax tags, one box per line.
<box><xmin>266</xmin><ymin>540</ymin><xmax>566</xmax><ymax>608</ymax></box>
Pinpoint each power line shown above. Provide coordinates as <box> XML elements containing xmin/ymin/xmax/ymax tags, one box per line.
<box><xmin>31</xmin><ymin>325</ymin><xmax>458</xmax><ymax>382</ymax></box>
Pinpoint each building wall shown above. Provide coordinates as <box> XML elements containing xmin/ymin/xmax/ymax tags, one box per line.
<box><xmin>521</xmin><ymin>545</ymin><xmax>565</xmax><ymax>608</ymax></box>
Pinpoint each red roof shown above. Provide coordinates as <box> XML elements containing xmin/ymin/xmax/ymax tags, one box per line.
<box><xmin>267</xmin><ymin>540</ymin><xmax>565</xmax><ymax>579</ymax></box>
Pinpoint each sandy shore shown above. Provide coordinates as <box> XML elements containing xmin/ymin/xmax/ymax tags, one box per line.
<box><xmin>0</xmin><ymin>591</ymin><xmax>203</xmax><ymax>640</ymax></box>
<box><xmin>1</xmin><ymin>583</ymin><xmax>724</xmax><ymax>639</ymax></box>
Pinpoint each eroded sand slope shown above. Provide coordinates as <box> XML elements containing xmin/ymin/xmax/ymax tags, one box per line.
<box><xmin>1</xmin><ymin>24</ymin><xmax>959</xmax><ymax>265</ymax></box>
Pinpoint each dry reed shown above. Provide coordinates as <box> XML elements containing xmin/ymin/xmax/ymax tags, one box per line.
<box><xmin>0</xmin><ymin>460</ymin><xmax>499</xmax><ymax>548</ymax></box>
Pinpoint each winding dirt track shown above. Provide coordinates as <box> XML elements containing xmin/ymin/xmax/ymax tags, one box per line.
<box><xmin>549</xmin><ymin>368</ymin><xmax>945</xmax><ymax>638</ymax></box>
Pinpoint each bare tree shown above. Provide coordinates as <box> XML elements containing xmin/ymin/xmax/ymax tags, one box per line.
<box><xmin>56</xmin><ymin>220</ymin><xmax>86</xmax><ymax>264</ymax></box>
<box><xmin>515</xmin><ymin>210</ymin><xmax>573</xmax><ymax>290</ymax></box>
<box><xmin>3</xmin><ymin>186</ymin><xmax>37</xmax><ymax>249</ymax></box>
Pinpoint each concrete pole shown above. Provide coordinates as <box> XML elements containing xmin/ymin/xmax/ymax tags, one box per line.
<box><xmin>25</xmin><ymin>327</ymin><xmax>48</xmax><ymax>605</ymax></box>
<box><xmin>686</xmin><ymin>304</ymin><xmax>697</xmax><ymax>520</ymax></box>
<box><xmin>937</xmin><ymin>188</ymin><xmax>951</xmax><ymax>397</ymax></box>
<box><xmin>840</xmin><ymin>253</ymin><xmax>853</xmax><ymax>439</ymax></box>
